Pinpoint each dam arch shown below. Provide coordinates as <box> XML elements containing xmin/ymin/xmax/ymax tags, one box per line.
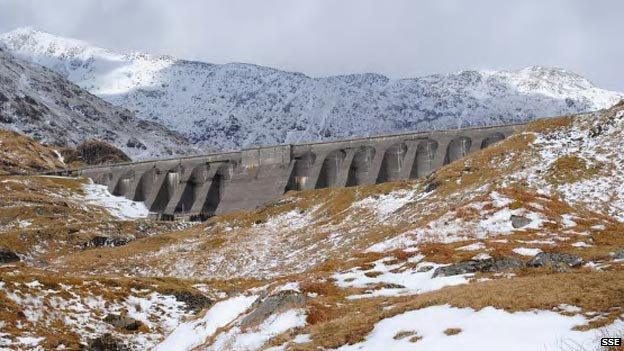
<box><xmin>286</xmin><ymin>151</ymin><xmax>316</xmax><ymax>191</ymax></box>
<box><xmin>445</xmin><ymin>136</ymin><xmax>472</xmax><ymax>165</ymax></box>
<box><xmin>481</xmin><ymin>132</ymin><xmax>505</xmax><ymax>149</ymax></box>
<box><xmin>377</xmin><ymin>142</ymin><xmax>408</xmax><ymax>183</ymax></box>
<box><xmin>346</xmin><ymin>146</ymin><xmax>376</xmax><ymax>187</ymax></box>
<box><xmin>410</xmin><ymin>139</ymin><xmax>438</xmax><ymax>179</ymax></box>
<box><xmin>316</xmin><ymin>149</ymin><xmax>347</xmax><ymax>189</ymax></box>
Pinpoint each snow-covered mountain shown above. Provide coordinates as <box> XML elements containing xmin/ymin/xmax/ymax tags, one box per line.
<box><xmin>0</xmin><ymin>44</ymin><xmax>198</xmax><ymax>160</ymax></box>
<box><xmin>1</xmin><ymin>27</ymin><xmax>622</xmax><ymax>151</ymax></box>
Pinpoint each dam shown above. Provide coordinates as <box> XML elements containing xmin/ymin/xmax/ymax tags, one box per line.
<box><xmin>57</xmin><ymin>124</ymin><xmax>522</xmax><ymax>220</ymax></box>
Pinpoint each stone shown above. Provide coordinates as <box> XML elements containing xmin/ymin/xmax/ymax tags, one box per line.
<box><xmin>423</xmin><ymin>180</ymin><xmax>439</xmax><ymax>193</ymax></box>
<box><xmin>103</xmin><ymin>314</ymin><xmax>142</xmax><ymax>331</ymax></box>
<box><xmin>0</xmin><ymin>250</ymin><xmax>20</xmax><ymax>264</ymax></box>
<box><xmin>87</xmin><ymin>333</ymin><xmax>129</xmax><ymax>351</ymax></box>
<box><xmin>433</xmin><ymin>257</ymin><xmax>524</xmax><ymax>278</ymax></box>
<box><xmin>490</xmin><ymin>257</ymin><xmax>524</xmax><ymax>271</ymax></box>
<box><xmin>172</xmin><ymin>291</ymin><xmax>214</xmax><ymax>313</ymax></box>
<box><xmin>416</xmin><ymin>265</ymin><xmax>434</xmax><ymax>272</ymax></box>
<box><xmin>89</xmin><ymin>236</ymin><xmax>131</xmax><ymax>248</ymax></box>
<box><xmin>240</xmin><ymin>290</ymin><xmax>305</xmax><ymax>329</ymax></box>
<box><xmin>613</xmin><ymin>250</ymin><xmax>624</xmax><ymax>260</ymax></box>
<box><xmin>433</xmin><ymin>260</ymin><xmax>483</xmax><ymax>277</ymax></box>
<box><xmin>510</xmin><ymin>215</ymin><xmax>532</xmax><ymax>229</ymax></box>
<box><xmin>126</xmin><ymin>137</ymin><xmax>147</xmax><ymax>150</ymax></box>
<box><xmin>526</xmin><ymin>252</ymin><xmax>583</xmax><ymax>269</ymax></box>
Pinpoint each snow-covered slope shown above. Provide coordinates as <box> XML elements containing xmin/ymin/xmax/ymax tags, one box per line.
<box><xmin>2</xmin><ymin>27</ymin><xmax>622</xmax><ymax>151</ymax></box>
<box><xmin>0</xmin><ymin>43</ymin><xmax>198</xmax><ymax>160</ymax></box>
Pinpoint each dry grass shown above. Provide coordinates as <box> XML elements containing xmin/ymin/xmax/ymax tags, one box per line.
<box><xmin>546</xmin><ymin>155</ymin><xmax>604</xmax><ymax>186</ymax></box>
<box><xmin>0</xmin><ymin>129</ymin><xmax>65</xmax><ymax>175</ymax></box>
<box><xmin>296</xmin><ymin>270</ymin><xmax>624</xmax><ymax>349</ymax></box>
<box><xmin>443</xmin><ymin>328</ymin><xmax>462</xmax><ymax>336</ymax></box>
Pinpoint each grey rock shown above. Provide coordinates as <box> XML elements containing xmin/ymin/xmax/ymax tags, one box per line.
<box><xmin>172</xmin><ymin>291</ymin><xmax>214</xmax><ymax>313</ymax></box>
<box><xmin>614</xmin><ymin>250</ymin><xmax>624</xmax><ymax>260</ymax></box>
<box><xmin>511</xmin><ymin>215</ymin><xmax>532</xmax><ymax>229</ymax></box>
<box><xmin>103</xmin><ymin>314</ymin><xmax>142</xmax><ymax>331</ymax></box>
<box><xmin>416</xmin><ymin>265</ymin><xmax>434</xmax><ymax>272</ymax></box>
<box><xmin>433</xmin><ymin>257</ymin><xmax>524</xmax><ymax>277</ymax></box>
<box><xmin>433</xmin><ymin>260</ymin><xmax>484</xmax><ymax>277</ymax></box>
<box><xmin>88</xmin><ymin>236</ymin><xmax>132</xmax><ymax>248</ymax></box>
<box><xmin>490</xmin><ymin>257</ymin><xmax>524</xmax><ymax>271</ymax></box>
<box><xmin>87</xmin><ymin>333</ymin><xmax>129</xmax><ymax>351</ymax></box>
<box><xmin>526</xmin><ymin>252</ymin><xmax>583</xmax><ymax>268</ymax></box>
<box><xmin>240</xmin><ymin>290</ymin><xmax>305</xmax><ymax>328</ymax></box>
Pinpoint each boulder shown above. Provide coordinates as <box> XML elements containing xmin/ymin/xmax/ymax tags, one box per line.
<box><xmin>526</xmin><ymin>252</ymin><xmax>583</xmax><ymax>269</ymax></box>
<box><xmin>172</xmin><ymin>291</ymin><xmax>214</xmax><ymax>313</ymax></box>
<box><xmin>125</xmin><ymin>137</ymin><xmax>146</xmax><ymax>150</ymax></box>
<box><xmin>89</xmin><ymin>236</ymin><xmax>132</xmax><ymax>248</ymax></box>
<box><xmin>511</xmin><ymin>215</ymin><xmax>532</xmax><ymax>229</ymax></box>
<box><xmin>490</xmin><ymin>257</ymin><xmax>524</xmax><ymax>271</ymax></box>
<box><xmin>433</xmin><ymin>257</ymin><xmax>523</xmax><ymax>278</ymax></box>
<box><xmin>87</xmin><ymin>333</ymin><xmax>129</xmax><ymax>351</ymax></box>
<box><xmin>0</xmin><ymin>250</ymin><xmax>20</xmax><ymax>264</ymax></box>
<box><xmin>613</xmin><ymin>250</ymin><xmax>624</xmax><ymax>260</ymax></box>
<box><xmin>103</xmin><ymin>314</ymin><xmax>142</xmax><ymax>331</ymax></box>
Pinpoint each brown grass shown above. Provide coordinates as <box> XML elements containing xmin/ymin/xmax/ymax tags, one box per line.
<box><xmin>393</xmin><ymin>330</ymin><xmax>417</xmax><ymax>340</ymax></box>
<box><xmin>299</xmin><ymin>270</ymin><xmax>624</xmax><ymax>349</ymax></box>
<box><xmin>546</xmin><ymin>155</ymin><xmax>604</xmax><ymax>186</ymax></box>
<box><xmin>0</xmin><ymin>129</ymin><xmax>65</xmax><ymax>174</ymax></box>
<box><xmin>444</xmin><ymin>328</ymin><xmax>462</xmax><ymax>336</ymax></box>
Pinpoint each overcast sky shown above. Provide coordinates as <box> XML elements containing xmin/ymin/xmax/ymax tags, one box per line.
<box><xmin>0</xmin><ymin>0</ymin><xmax>622</xmax><ymax>91</ymax></box>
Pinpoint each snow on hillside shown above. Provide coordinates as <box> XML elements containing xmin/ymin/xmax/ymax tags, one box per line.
<box><xmin>2</xmin><ymin>27</ymin><xmax>622</xmax><ymax>151</ymax></box>
<box><xmin>81</xmin><ymin>180</ymin><xmax>150</xmax><ymax>220</ymax></box>
<box><xmin>0</xmin><ymin>34</ymin><xmax>198</xmax><ymax>160</ymax></box>
<box><xmin>334</xmin><ymin>305</ymin><xmax>621</xmax><ymax>351</ymax></box>
<box><xmin>42</xmin><ymin>102</ymin><xmax>624</xmax><ymax>350</ymax></box>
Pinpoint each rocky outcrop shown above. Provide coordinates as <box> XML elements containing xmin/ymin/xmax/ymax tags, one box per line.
<box><xmin>103</xmin><ymin>314</ymin><xmax>142</xmax><ymax>332</ymax></box>
<box><xmin>433</xmin><ymin>257</ymin><xmax>523</xmax><ymax>277</ymax></box>
<box><xmin>240</xmin><ymin>290</ymin><xmax>305</xmax><ymax>329</ymax></box>
<box><xmin>510</xmin><ymin>215</ymin><xmax>532</xmax><ymax>229</ymax></box>
<box><xmin>526</xmin><ymin>253</ymin><xmax>583</xmax><ymax>272</ymax></box>
<box><xmin>64</xmin><ymin>140</ymin><xmax>131</xmax><ymax>165</ymax></box>
<box><xmin>87</xmin><ymin>333</ymin><xmax>130</xmax><ymax>351</ymax></box>
<box><xmin>87</xmin><ymin>236</ymin><xmax>132</xmax><ymax>248</ymax></box>
<box><xmin>172</xmin><ymin>291</ymin><xmax>214</xmax><ymax>313</ymax></box>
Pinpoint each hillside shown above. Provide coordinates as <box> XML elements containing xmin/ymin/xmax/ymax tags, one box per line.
<box><xmin>1</xmin><ymin>27</ymin><xmax>622</xmax><ymax>151</ymax></box>
<box><xmin>0</xmin><ymin>129</ymin><xmax>64</xmax><ymax>175</ymax></box>
<box><xmin>1</xmin><ymin>101</ymin><xmax>623</xmax><ymax>349</ymax></box>
<box><xmin>0</xmin><ymin>45</ymin><xmax>198</xmax><ymax>160</ymax></box>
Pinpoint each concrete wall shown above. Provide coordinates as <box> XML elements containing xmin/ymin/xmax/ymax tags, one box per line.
<box><xmin>66</xmin><ymin>124</ymin><xmax>522</xmax><ymax>220</ymax></box>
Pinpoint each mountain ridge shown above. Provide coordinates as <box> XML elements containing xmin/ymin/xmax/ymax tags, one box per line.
<box><xmin>0</xmin><ymin>43</ymin><xmax>199</xmax><ymax>160</ymax></box>
<box><xmin>1</xmin><ymin>27</ymin><xmax>622</xmax><ymax>152</ymax></box>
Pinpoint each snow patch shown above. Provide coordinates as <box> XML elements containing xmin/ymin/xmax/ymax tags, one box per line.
<box><xmin>512</xmin><ymin>247</ymin><xmax>542</xmax><ymax>256</ymax></box>
<box><xmin>81</xmin><ymin>181</ymin><xmax>149</xmax><ymax>219</ymax></box>
<box><xmin>155</xmin><ymin>294</ymin><xmax>258</xmax><ymax>351</ymax></box>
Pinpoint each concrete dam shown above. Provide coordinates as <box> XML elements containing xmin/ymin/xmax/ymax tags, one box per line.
<box><xmin>61</xmin><ymin>124</ymin><xmax>522</xmax><ymax>220</ymax></box>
